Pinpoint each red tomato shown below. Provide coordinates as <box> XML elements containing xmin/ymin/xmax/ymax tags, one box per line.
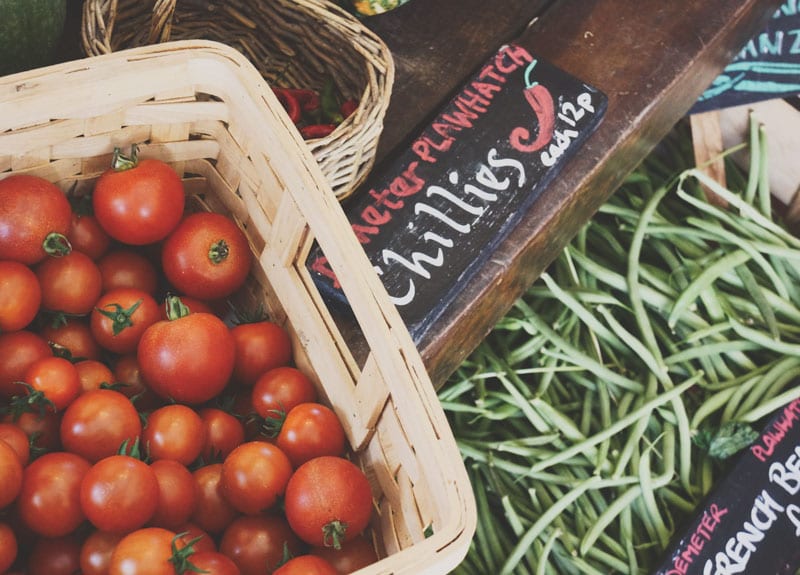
<box><xmin>187</xmin><ymin>551</ymin><xmax>241</xmax><ymax>575</ymax></box>
<box><xmin>310</xmin><ymin>534</ymin><xmax>379</xmax><ymax>573</ymax></box>
<box><xmin>220</xmin><ymin>441</ymin><xmax>292</xmax><ymax>515</ymax></box>
<box><xmin>0</xmin><ymin>260</ymin><xmax>41</xmax><ymax>332</ymax></box>
<box><xmin>158</xmin><ymin>295</ymin><xmax>215</xmax><ymax>319</ymax></box>
<box><xmin>93</xmin><ymin>150</ymin><xmax>185</xmax><ymax>246</ymax></box>
<box><xmin>251</xmin><ymin>367</ymin><xmax>317</xmax><ymax>421</ymax></box>
<box><xmin>80</xmin><ymin>454</ymin><xmax>159</xmax><ymax>533</ymax></box>
<box><xmin>149</xmin><ymin>459</ymin><xmax>198</xmax><ymax>530</ymax></box>
<box><xmin>137</xmin><ymin>311</ymin><xmax>236</xmax><ymax>405</ymax></box>
<box><xmin>0</xmin><ymin>522</ymin><xmax>17</xmax><ymax>573</ymax></box>
<box><xmin>0</xmin><ymin>174</ymin><xmax>72</xmax><ymax>265</ymax></box>
<box><xmin>142</xmin><ymin>404</ymin><xmax>206</xmax><ymax>465</ymax></box>
<box><xmin>218</xmin><ymin>514</ymin><xmax>303</xmax><ymax>575</ymax></box>
<box><xmin>230</xmin><ymin>321</ymin><xmax>293</xmax><ymax>387</ymax></box>
<box><xmin>0</xmin><ymin>330</ymin><xmax>51</xmax><ymax>399</ymax></box>
<box><xmin>3</xmin><ymin>409</ymin><xmax>62</xmax><ymax>453</ymax></box>
<box><xmin>80</xmin><ymin>529</ymin><xmax>124</xmax><ymax>575</ymax></box>
<box><xmin>112</xmin><ymin>353</ymin><xmax>161</xmax><ymax>410</ymax></box>
<box><xmin>90</xmin><ymin>288</ymin><xmax>161</xmax><ymax>354</ymax></box>
<box><xmin>97</xmin><ymin>248</ymin><xmax>160</xmax><ymax>295</ymax></box>
<box><xmin>60</xmin><ymin>388</ymin><xmax>142</xmax><ymax>463</ymax></box>
<box><xmin>39</xmin><ymin>317</ymin><xmax>102</xmax><ymax>361</ymax></box>
<box><xmin>191</xmin><ymin>463</ymin><xmax>238</xmax><ymax>535</ymax></box>
<box><xmin>23</xmin><ymin>355</ymin><xmax>81</xmax><ymax>412</ymax></box>
<box><xmin>0</xmin><ymin>423</ymin><xmax>30</xmax><ymax>465</ymax></box>
<box><xmin>68</xmin><ymin>212</ymin><xmax>112</xmax><ymax>260</ymax></box>
<box><xmin>35</xmin><ymin>250</ymin><xmax>103</xmax><ymax>315</ymax></box>
<box><xmin>17</xmin><ymin>451</ymin><xmax>91</xmax><ymax>537</ymax></box>
<box><xmin>161</xmin><ymin>212</ymin><xmax>252</xmax><ymax>301</ymax></box>
<box><xmin>174</xmin><ymin>522</ymin><xmax>217</xmax><ymax>553</ymax></box>
<box><xmin>108</xmin><ymin>527</ymin><xmax>182</xmax><ymax>575</ymax></box>
<box><xmin>0</xmin><ymin>439</ymin><xmax>23</xmax><ymax>509</ymax></box>
<box><xmin>198</xmin><ymin>407</ymin><xmax>246</xmax><ymax>462</ymax></box>
<box><xmin>284</xmin><ymin>456</ymin><xmax>373</xmax><ymax>549</ymax></box>
<box><xmin>75</xmin><ymin>359</ymin><xmax>116</xmax><ymax>393</ymax></box>
<box><xmin>27</xmin><ymin>533</ymin><xmax>82</xmax><ymax>575</ymax></box>
<box><xmin>273</xmin><ymin>555</ymin><xmax>338</xmax><ymax>575</ymax></box>
<box><xmin>275</xmin><ymin>403</ymin><xmax>345</xmax><ymax>468</ymax></box>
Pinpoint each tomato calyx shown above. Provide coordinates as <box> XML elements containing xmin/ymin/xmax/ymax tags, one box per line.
<box><xmin>42</xmin><ymin>232</ymin><xmax>73</xmax><ymax>257</ymax></box>
<box><xmin>5</xmin><ymin>383</ymin><xmax>57</xmax><ymax>417</ymax></box>
<box><xmin>110</xmin><ymin>144</ymin><xmax>140</xmax><ymax>172</ymax></box>
<box><xmin>322</xmin><ymin>520</ymin><xmax>349</xmax><ymax>550</ymax></box>
<box><xmin>255</xmin><ymin>407</ymin><xmax>287</xmax><ymax>439</ymax></box>
<box><xmin>96</xmin><ymin>298</ymin><xmax>144</xmax><ymax>336</ymax></box>
<box><xmin>168</xmin><ymin>532</ymin><xmax>206</xmax><ymax>575</ymax></box>
<box><xmin>208</xmin><ymin>239</ymin><xmax>230</xmax><ymax>265</ymax></box>
<box><xmin>164</xmin><ymin>294</ymin><xmax>192</xmax><ymax>321</ymax></box>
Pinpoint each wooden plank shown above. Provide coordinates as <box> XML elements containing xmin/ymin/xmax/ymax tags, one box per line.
<box><xmin>392</xmin><ymin>0</ymin><xmax>783</xmax><ymax>386</ymax></box>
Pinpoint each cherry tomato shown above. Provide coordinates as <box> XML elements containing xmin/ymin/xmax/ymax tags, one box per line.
<box><xmin>112</xmin><ymin>353</ymin><xmax>161</xmax><ymax>410</ymax></box>
<box><xmin>0</xmin><ymin>439</ymin><xmax>23</xmax><ymax>509</ymax></box>
<box><xmin>310</xmin><ymin>534</ymin><xmax>379</xmax><ymax>574</ymax></box>
<box><xmin>80</xmin><ymin>454</ymin><xmax>159</xmax><ymax>533</ymax></box>
<box><xmin>142</xmin><ymin>404</ymin><xmax>206</xmax><ymax>465</ymax></box>
<box><xmin>39</xmin><ymin>317</ymin><xmax>102</xmax><ymax>361</ymax></box>
<box><xmin>0</xmin><ymin>521</ymin><xmax>17</xmax><ymax>573</ymax></box>
<box><xmin>251</xmin><ymin>367</ymin><xmax>317</xmax><ymax>421</ymax></box>
<box><xmin>68</xmin><ymin>212</ymin><xmax>112</xmax><ymax>260</ymax></box>
<box><xmin>174</xmin><ymin>522</ymin><xmax>217</xmax><ymax>554</ymax></box>
<box><xmin>191</xmin><ymin>463</ymin><xmax>238</xmax><ymax>535</ymax></box>
<box><xmin>0</xmin><ymin>174</ymin><xmax>72</xmax><ymax>265</ymax></box>
<box><xmin>0</xmin><ymin>260</ymin><xmax>41</xmax><ymax>332</ymax></box>
<box><xmin>161</xmin><ymin>212</ymin><xmax>251</xmax><ymax>301</ymax></box>
<box><xmin>97</xmin><ymin>248</ymin><xmax>160</xmax><ymax>295</ymax></box>
<box><xmin>35</xmin><ymin>250</ymin><xmax>103</xmax><ymax>315</ymax></box>
<box><xmin>17</xmin><ymin>451</ymin><xmax>91</xmax><ymax>537</ymax></box>
<box><xmin>158</xmin><ymin>295</ymin><xmax>215</xmax><ymax>320</ymax></box>
<box><xmin>137</xmin><ymin>310</ymin><xmax>236</xmax><ymax>405</ymax></box>
<box><xmin>90</xmin><ymin>288</ymin><xmax>161</xmax><ymax>354</ymax></box>
<box><xmin>60</xmin><ymin>388</ymin><xmax>142</xmax><ymax>463</ymax></box>
<box><xmin>275</xmin><ymin>403</ymin><xmax>345</xmax><ymax>468</ymax></box>
<box><xmin>0</xmin><ymin>422</ymin><xmax>30</xmax><ymax>465</ymax></box>
<box><xmin>23</xmin><ymin>355</ymin><xmax>81</xmax><ymax>412</ymax></box>
<box><xmin>75</xmin><ymin>359</ymin><xmax>116</xmax><ymax>393</ymax></box>
<box><xmin>80</xmin><ymin>529</ymin><xmax>123</xmax><ymax>575</ymax></box>
<box><xmin>187</xmin><ymin>551</ymin><xmax>241</xmax><ymax>575</ymax></box>
<box><xmin>3</xmin><ymin>409</ymin><xmax>62</xmax><ymax>454</ymax></box>
<box><xmin>284</xmin><ymin>456</ymin><xmax>373</xmax><ymax>549</ymax></box>
<box><xmin>149</xmin><ymin>459</ymin><xmax>198</xmax><ymax>530</ymax></box>
<box><xmin>0</xmin><ymin>330</ymin><xmax>51</xmax><ymax>399</ymax></box>
<box><xmin>220</xmin><ymin>441</ymin><xmax>292</xmax><ymax>515</ymax></box>
<box><xmin>198</xmin><ymin>407</ymin><xmax>246</xmax><ymax>462</ymax></box>
<box><xmin>93</xmin><ymin>149</ymin><xmax>185</xmax><ymax>246</ymax></box>
<box><xmin>230</xmin><ymin>321</ymin><xmax>293</xmax><ymax>387</ymax></box>
<box><xmin>273</xmin><ymin>554</ymin><xmax>338</xmax><ymax>575</ymax></box>
<box><xmin>27</xmin><ymin>533</ymin><xmax>82</xmax><ymax>575</ymax></box>
<box><xmin>108</xmin><ymin>527</ymin><xmax>183</xmax><ymax>575</ymax></box>
<box><xmin>218</xmin><ymin>514</ymin><xmax>303</xmax><ymax>575</ymax></box>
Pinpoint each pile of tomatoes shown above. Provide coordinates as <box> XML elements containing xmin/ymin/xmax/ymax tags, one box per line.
<box><xmin>0</xmin><ymin>148</ymin><xmax>379</xmax><ymax>575</ymax></box>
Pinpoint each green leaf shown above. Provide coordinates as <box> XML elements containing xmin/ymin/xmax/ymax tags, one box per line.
<box><xmin>693</xmin><ymin>421</ymin><xmax>759</xmax><ymax>460</ymax></box>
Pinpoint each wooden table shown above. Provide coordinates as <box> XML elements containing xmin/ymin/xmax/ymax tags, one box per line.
<box><xmin>60</xmin><ymin>0</ymin><xmax>780</xmax><ymax>387</ymax></box>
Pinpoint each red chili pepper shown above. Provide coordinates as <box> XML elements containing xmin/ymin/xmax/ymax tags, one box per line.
<box><xmin>272</xmin><ymin>87</ymin><xmax>302</xmax><ymax>124</ymax></box>
<box><xmin>284</xmin><ymin>88</ymin><xmax>320</xmax><ymax>114</ymax></box>
<box><xmin>340</xmin><ymin>98</ymin><xmax>359</xmax><ymax>119</ymax></box>
<box><xmin>300</xmin><ymin>124</ymin><xmax>337</xmax><ymax>140</ymax></box>
<box><xmin>509</xmin><ymin>82</ymin><xmax>555</xmax><ymax>153</ymax></box>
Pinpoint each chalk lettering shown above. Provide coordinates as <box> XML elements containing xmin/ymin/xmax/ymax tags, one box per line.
<box><xmin>703</xmin><ymin>491</ymin><xmax>784</xmax><ymax>575</ymax></box>
<box><xmin>751</xmin><ymin>398</ymin><xmax>800</xmax><ymax>462</ymax></box>
<box><xmin>495</xmin><ymin>44</ymin><xmax>534</xmax><ymax>73</ymax></box>
<box><xmin>414</xmin><ymin>203</ymin><xmax>472</xmax><ymax>233</ymax></box>
<box><xmin>427</xmin><ymin>186</ymin><xmax>486</xmax><ymax>217</ymax></box>
<box><xmin>485</xmin><ymin>148</ymin><xmax>526</xmax><ymax>188</ymax></box>
<box><xmin>769</xmin><ymin>444</ymin><xmax>800</xmax><ymax>494</ymax></box>
<box><xmin>666</xmin><ymin>504</ymin><xmax>728</xmax><ymax>575</ymax></box>
<box><xmin>790</xmin><ymin>29</ymin><xmax>800</xmax><ymax>54</ymax></box>
<box><xmin>787</xmin><ymin>503</ymin><xmax>800</xmax><ymax>536</ymax></box>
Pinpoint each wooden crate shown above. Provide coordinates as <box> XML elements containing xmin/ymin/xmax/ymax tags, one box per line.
<box><xmin>0</xmin><ymin>40</ymin><xmax>475</xmax><ymax>574</ymax></box>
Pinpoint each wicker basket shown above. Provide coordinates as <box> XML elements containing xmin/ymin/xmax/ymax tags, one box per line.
<box><xmin>0</xmin><ymin>40</ymin><xmax>474</xmax><ymax>574</ymax></box>
<box><xmin>81</xmin><ymin>0</ymin><xmax>394</xmax><ymax>201</ymax></box>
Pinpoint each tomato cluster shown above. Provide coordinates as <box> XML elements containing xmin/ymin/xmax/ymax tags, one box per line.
<box><xmin>0</xmin><ymin>153</ymin><xmax>378</xmax><ymax>575</ymax></box>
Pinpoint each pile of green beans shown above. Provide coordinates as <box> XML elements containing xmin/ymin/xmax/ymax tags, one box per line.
<box><xmin>442</xmin><ymin>118</ymin><xmax>800</xmax><ymax>574</ymax></box>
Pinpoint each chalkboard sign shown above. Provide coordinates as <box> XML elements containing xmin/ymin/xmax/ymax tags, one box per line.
<box><xmin>653</xmin><ymin>399</ymin><xmax>800</xmax><ymax>575</ymax></box>
<box><xmin>691</xmin><ymin>1</ymin><xmax>800</xmax><ymax>114</ymax></box>
<box><xmin>307</xmin><ymin>44</ymin><xmax>607</xmax><ymax>340</ymax></box>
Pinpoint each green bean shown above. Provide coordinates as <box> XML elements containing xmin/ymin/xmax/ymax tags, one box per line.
<box><xmin>536</xmin><ymin>529</ymin><xmax>561</xmax><ymax>575</ymax></box>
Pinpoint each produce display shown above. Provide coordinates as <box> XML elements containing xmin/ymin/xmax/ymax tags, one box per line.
<box><xmin>0</xmin><ymin>149</ymin><xmax>379</xmax><ymax>574</ymax></box>
<box><xmin>443</xmin><ymin>117</ymin><xmax>800</xmax><ymax>573</ymax></box>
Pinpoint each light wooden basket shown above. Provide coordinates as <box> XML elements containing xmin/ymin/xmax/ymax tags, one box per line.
<box><xmin>81</xmin><ymin>0</ymin><xmax>394</xmax><ymax>201</ymax></box>
<box><xmin>0</xmin><ymin>40</ymin><xmax>475</xmax><ymax>574</ymax></box>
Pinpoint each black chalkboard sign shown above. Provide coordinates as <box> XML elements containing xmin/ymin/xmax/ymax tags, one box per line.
<box><xmin>652</xmin><ymin>399</ymin><xmax>800</xmax><ymax>575</ymax></box>
<box><xmin>691</xmin><ymin>1</ymin><xmax>800</xmax><ymax>114</ymax></box>
<box><xmin>307</xmin><ymin>44</ymin><xmax>607</xmax><ymax>340</ymax></box>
